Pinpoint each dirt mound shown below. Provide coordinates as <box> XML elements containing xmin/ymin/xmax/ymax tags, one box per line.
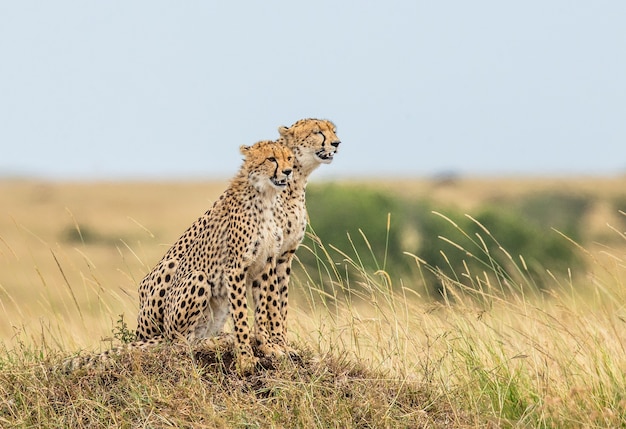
<box><xmin>26</xmin><ymin>342</ymin><xmax>461</xmax><ymax>427</ymax></box>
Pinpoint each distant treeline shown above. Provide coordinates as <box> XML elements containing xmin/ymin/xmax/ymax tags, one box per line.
<box><xmin>297</xmin><ymin>184</ymin><xmax>625</xmax><ymax>298</ymax></box>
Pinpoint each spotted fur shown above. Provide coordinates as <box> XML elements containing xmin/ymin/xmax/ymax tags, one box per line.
<box><xmin>253</xmin><ymin>119</ymin><xmax>341</xmax><ymax>355</ymax></box>
<box><xmin>66</xmin><ymin>140</ymin><xmax>294</xmax><ymax>374</ymax></box>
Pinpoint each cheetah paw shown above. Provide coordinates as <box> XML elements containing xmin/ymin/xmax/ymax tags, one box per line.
<box><xmin>280</xmin><ymin>343</ymin><xmax>299</xmax><ymax>358</ymax></box>
<box><xmin>236</xmin><ymin>354</ymin><xmax>259</xmax><ymax>375</ymax></box>
<box><xmin>257</xmin><ymin>342</ymin><xmax>286</xmax><ymax>359</ymax></box>
<box><xmin>270</xmin><ymin>337</ymin><xmax>299</xmax><ymax>357</ymax></box>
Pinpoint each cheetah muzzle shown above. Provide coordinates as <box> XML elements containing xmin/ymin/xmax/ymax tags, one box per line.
<box><xmin>271</xmin><ymin>176</ymin><xmax>289</xmax><ymax>188</ymax></box>
<box><xmin>315</xmin><ymin>150</ymin><xmax>335</xmax><ymax>163</ymax></box>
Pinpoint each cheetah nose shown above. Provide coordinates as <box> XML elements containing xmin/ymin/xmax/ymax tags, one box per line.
<box><xmin>331</xmin><ymin>141</ymin><xmax>341</xmax><ymax>148</ymax></box>
<box><xmin>283</xmin><ymin>169</ymin><xmax>292</xmax><ymax>176</ymax></box>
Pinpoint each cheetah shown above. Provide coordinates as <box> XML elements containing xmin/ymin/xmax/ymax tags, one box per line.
<box><xmin>252</xmin><ymin>119</ymin><xmax>341</xmax><ymax>355</ymax></box>
<box><xmin>135</xmin><ymin>119</ymin><xmax>340</xmax><ymax>362</ymax></box>
<box><xmin>69</xmin><ymin>140</ymin><xmax>294</xmax><ymax>373</ymax></box>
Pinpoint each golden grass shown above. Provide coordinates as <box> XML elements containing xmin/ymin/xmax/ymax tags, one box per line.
<box><xmin>1</xmin><ymin>177</ymin><xmax>626</xmax><ymax>427</ymax></box>
<box><xmin>1</xmin><ymin>176</ymin><xmax>624</xmax><ymax>346</ymax></box>
<box><xmin>0</xmin><ymin>179</ymin><xmax>226</xmax><ymax>346</ymax></box>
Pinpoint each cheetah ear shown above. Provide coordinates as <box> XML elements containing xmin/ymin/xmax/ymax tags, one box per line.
<box><xmin>278</xmin><ymin>126</ymin><xmax>290</xmax><ymax>136</ymax></box>
<box><xmin>239</xmin><ymin>145</ymin><xmax>251</xmax><ymax>155</ymax></box>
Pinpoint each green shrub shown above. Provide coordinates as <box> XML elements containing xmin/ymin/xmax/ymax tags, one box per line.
<box><xmin>303</xmin><ymin>184</ymin><xmax>407</xmax><ymax>274</ymax></box>
<box><xmin>514</xmin><ymin>192</ymin><xmax>593</xmax><ymax>241</ymax></box>
<box><xmin>611</xmin><ymin>196</ymin><xmax>626</xmax><ymax>227</ymax></box>
<box><xmin>60</xmin><ymin>223</ymin><xmax>132</xmax><ymax>246</ymax></box>
<box><xmin>416</xmin><ymin>206</ymin><xmax>583</xmax><ymax>296</ymax></box>
<box><xmin>300</xmin><ymin>185</ymin><xmax>586</xmax><ymax>298</ymax></box>
<box><xmin>60</xmin><ymin>224</ymin><xmax>102</xmax><ymax>244</ymax></box>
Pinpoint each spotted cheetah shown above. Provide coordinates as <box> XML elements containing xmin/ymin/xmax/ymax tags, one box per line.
<box><xmin>252</xmin><ymin>119</ymin><xmax>340</xmax><ymax>355</ymax></box>
<box><xmin>67</xmin><ymin>140</ymin><xmax>294</xmax><ymax>373</ymax></box>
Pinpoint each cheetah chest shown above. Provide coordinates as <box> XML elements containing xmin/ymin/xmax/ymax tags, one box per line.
<box><xmin>246</xmin><ymin>211</ymin><xmax>283</xmax><ymax>279</ymax></box>
<box><xmin>281</xmin><ymin>199</ymin><xmax>307</xmax><ymax>253</ymax></box>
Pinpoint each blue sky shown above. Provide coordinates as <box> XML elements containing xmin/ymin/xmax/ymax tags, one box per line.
<box><xmin>1</xmin><ymin>1</ymin><xmax>625</xmax><ymax>180</ymax></box>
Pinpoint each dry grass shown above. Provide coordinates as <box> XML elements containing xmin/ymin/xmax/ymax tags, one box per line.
<box><xmin>2</xmin><ymin>341</ymin><xmax>454</xmax><ymax>427</ymax></box>
<box><xmin>0</xmin><ymin>179</ymin><xmax>226</xmax><ymax>346</ymax></box>
<box><xmin>1</xmin><ymin>177</ymin><xmax>626</xmax><ymax>427</ymax></box>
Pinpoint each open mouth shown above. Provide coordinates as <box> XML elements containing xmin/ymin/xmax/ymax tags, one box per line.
<box><xmin>271</xmin><ymin>177</ymin><xmax>288</xmax><ymax>187</ymax></box>
<box><xmin>316</xmin><ymin>151</ymin><xmax>334</xmax><ymax>162</ymax></box>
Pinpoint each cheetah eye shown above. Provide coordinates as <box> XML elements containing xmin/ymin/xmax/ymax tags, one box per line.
<box><xmin>267</xmin><ymin>157</ymin><xmax>277</xmax><ymax>162</ymax></box>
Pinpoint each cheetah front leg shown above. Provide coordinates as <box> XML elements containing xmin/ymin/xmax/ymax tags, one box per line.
<box><xmin>252</xmin><ymin>258</ymin><xmax>287</xmax><ymax>358</ymax></box>
<box><xmin>227</xmin><ymin>267</ymin><xmax>258</xmax><ymax>374</ymax></box>
<box><xmin>266</xmin><ymin>249</ymin><xmax>298</xmax><ymax>355</ymax></box>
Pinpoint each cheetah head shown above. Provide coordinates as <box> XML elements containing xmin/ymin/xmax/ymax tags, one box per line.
<box><xmin>240</xmin><ymin>141</ymin><xmax>294</xmax><ymax>191</ymax></box>
<box><xmin>278</xmin><ymin>119</ymin><xmax>340</xmax><ymax>172</ymax></box>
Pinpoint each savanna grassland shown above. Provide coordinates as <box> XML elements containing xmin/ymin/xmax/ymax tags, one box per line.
<box><xmin>1</xmin><ymin>176</ymin><xmax>626</xmax><ymax>428</ymax></box>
